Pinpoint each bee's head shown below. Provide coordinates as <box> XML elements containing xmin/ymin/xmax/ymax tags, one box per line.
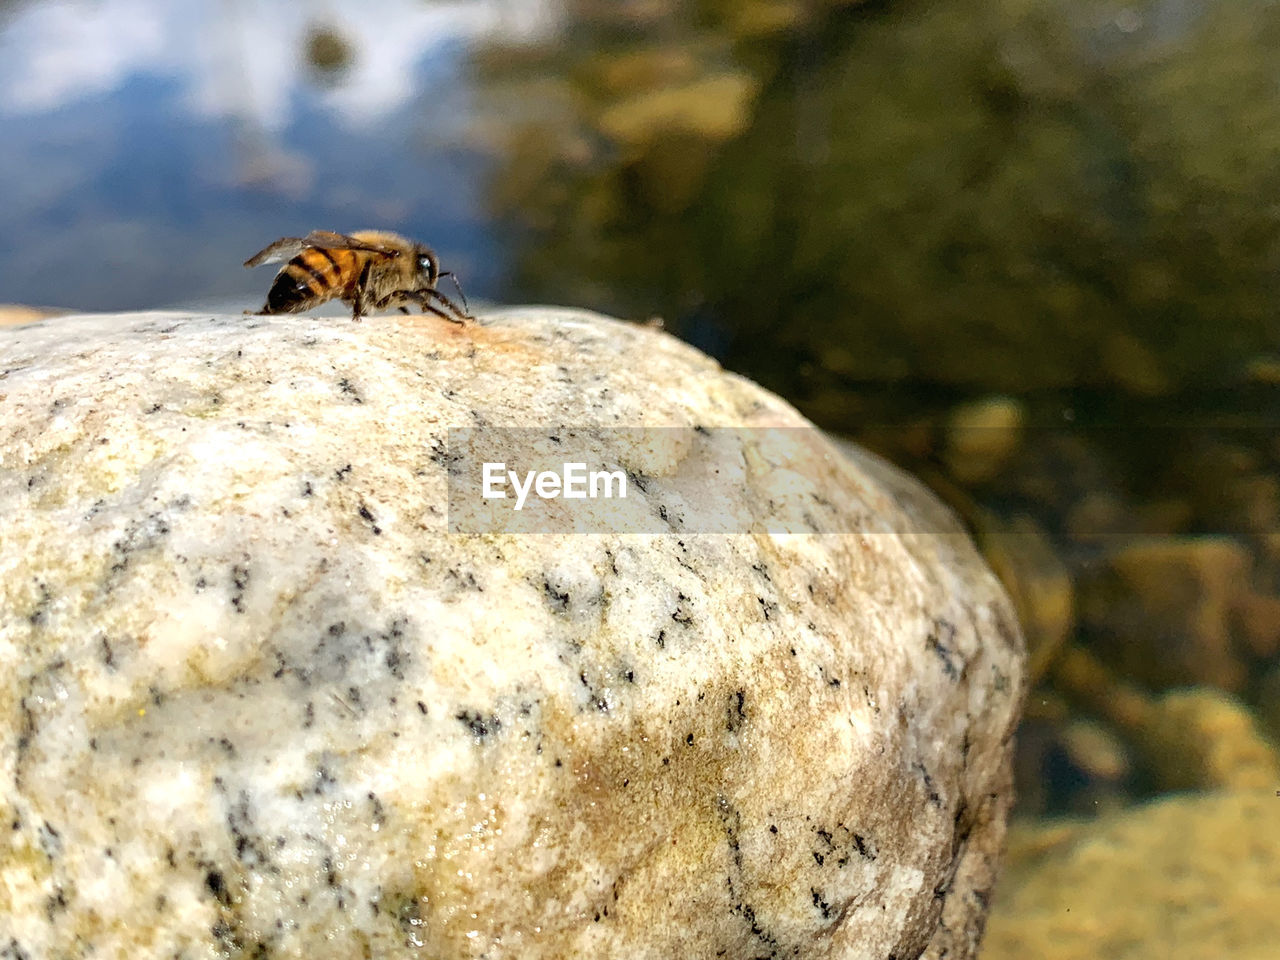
<box><xmin>413</xmin><ymin>246</ymin><xmax>440</xmax><ymax>287</ymax></box>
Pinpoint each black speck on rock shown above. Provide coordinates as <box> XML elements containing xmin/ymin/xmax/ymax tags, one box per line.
<box><xmin>456</xmin><ymin>710</ymin><xmax>501</xmax><ymax>740</ymax></box>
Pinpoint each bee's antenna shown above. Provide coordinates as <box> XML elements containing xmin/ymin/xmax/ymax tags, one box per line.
<box><xmin>438</xmin><ymin>271</ymin><xmax>471</xmax><ymax>316</ymax></box>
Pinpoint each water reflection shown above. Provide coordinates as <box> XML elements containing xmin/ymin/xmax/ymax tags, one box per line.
<box><xmin>0</xmin><ymin>0</ymin><xmax>556</xmax><ymax>310</ymax></box>
<box><xmin>0</xmin><ymin>0</ymin><xmax>558</xmax><ymax>126</ymax></box>
<box><xmin>479</xmin><ymin>0</ymin><xmax>1280</xmax><ymax>398</ymax></box>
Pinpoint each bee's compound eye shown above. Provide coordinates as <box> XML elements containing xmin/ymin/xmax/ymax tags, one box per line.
<box><xmin>418</xmin><ymin>256</ymin><xmax>432</xmax><ymax>272</ymax></box>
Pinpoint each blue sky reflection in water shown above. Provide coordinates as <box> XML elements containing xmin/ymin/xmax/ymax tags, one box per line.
<box><xmin>0</xmin><ymin>0</ymin><xmax>557</xmax><ymax>311</ymax></box>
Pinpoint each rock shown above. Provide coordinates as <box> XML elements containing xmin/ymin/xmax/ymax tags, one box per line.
<box><xmin>1142</xmin><ymin>688</ymin><xmax>1280</xmax><ymax>792</ymax></box>
<box><xmin>1233</xmin><ymin>588</ymin><xmax>1280</xmax><ymax>658</ymax></box>
<box><xmin>585</xmin><ymin>46</ymin><xmax>701</xmax><ymax>97</ymax></box>
<box><xmin>984</xmin><ymin>790</ymin><xmax>1280</xmax><ymax>960</ymax></box>
<box><xmin>1062</xmin><ymin>490</ymin><xmax>1128</xmax><ymax>542</ymax></box>
<box><xmin>1056</xmin><ymin>719</ymin><xmax>1131</xmax><ymax>789</ymax></box>
<box><xmin>1051</xmin><ymin>646</ymin><xmax>1279</xmax><ymax>792</ymax></box>
<box><xmin>1003</xmin><ymin>433</ymin><xmax>1119</xmax><ymax>524</ymax></box>
<box><xmin>0</xmin><ymin>303</ymin><xmax>67</xmax><ymax>327</ymax></box>
<box><xmin>1080</xmin><ymin>536</ymin><xmax>1252</xmax><ymax>691</ymax></box>
<box><xmin>726</xmin><ymin>0</ymin><xmax>806</xmax><ymax>38</ymax></box>
<box><xmin>1050</xmin><ymin>644</ymin><xmax>1157</xmax><ymax>735</ymax></box>
<box><xmin>1244</xmin><ymin>354</ymin><xmax>1280</xmax><ymax>384</ymax></box>
<box><xmin>1012</xmin><ymin>701</ymin><xmax>1133</xmax><ymax>818</ymax></box>
<box><xmin>943</xmin><ymin>395</ymin><xmax>1025</xmax><ymax>484</ymax></box>
<box><xmin>1259</xmin><ymin>664</ymin><xmax>1280</xmax><ymax>742</ymax></box>
<box><xmin>1221</xmin><ymin>473</ymin><xmax>1280</xmax><ymax>537</ymax></box>
<box><xmin>1098</xmin><ymin>331</ymin><xmax>1171</xmax><ymax>396</ymax></box>
<box><xmin>0</xmin><ymin>309</ymin><xmax>1025</xmax><ymax>959</ymax></box>
<box><xmin>595</xmin><ymin>72</ymin><xmax>759</xmax><ymax>147</ymax></box>
<box><xmin>978</xmin><ymin>513</ymin><xmax>1074</xmax><ymax>684</ymax></box>
<box><xmin>1009</xmin><ymin>693</ymin><xmax>1072</xmax><ymax>816</ymax></box>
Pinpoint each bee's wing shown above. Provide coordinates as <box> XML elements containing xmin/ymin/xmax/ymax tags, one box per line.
<box><xmin>243</xmin><ymin>237</ymin><xmax>308</xmax><ymax>268</ymax></box>
<box><xmin>301</xmin><ymin>230</ymin><xmax>405</xmax><ymax>257</ymax></box>
<box><xmin>243</xmin><ymin>231</ymin><xmax>405</xmax><ymax>268</ymax></box>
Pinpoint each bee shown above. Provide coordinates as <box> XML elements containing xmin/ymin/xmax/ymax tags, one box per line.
<box><xmin>243</xmin><ymin>229</ymin><xmax>472</xmax><ymax>323</ymax></box>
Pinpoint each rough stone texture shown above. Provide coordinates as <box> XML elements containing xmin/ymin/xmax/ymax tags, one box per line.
<box><xmin>984</xmin><ymin>790</ymin><xmax>1280</xmax><ymax>960</ymax></box>
<box><xmin>0</xmin><ymin>309</ymin><xmax>1025</xmax><ymax>959</ymax></box>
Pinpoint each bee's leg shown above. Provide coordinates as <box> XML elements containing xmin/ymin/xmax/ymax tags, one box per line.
<box><xmin>349</xmin><ymin>290</ymin><xmax>369</xmax><ymax>323</ymax></box>
<box><xmin>349</xmin><ymin>262</ymin><xmax>374</xmax><ymax>322</ymax></box>
<box><xmin>413</xmin><ymin>286</ymin><xmax>472</xmax><ymax>323</ymax></box>
<box><xmin>389</xmin><ymin>290</ymin><xmax>466</xmax><ymax>325</ymax></box>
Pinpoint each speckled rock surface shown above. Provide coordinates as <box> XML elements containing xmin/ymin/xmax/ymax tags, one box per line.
<box><xmin>0</xmin><ymin>309</ymin><xmax>1025</xmax><ymax>959</ymax></box>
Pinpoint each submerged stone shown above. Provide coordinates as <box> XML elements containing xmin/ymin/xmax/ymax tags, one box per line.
<box><xmin>986</xmin><ymin>790</ymin><xmax>1280</xmax><ymax>960</ymax></box>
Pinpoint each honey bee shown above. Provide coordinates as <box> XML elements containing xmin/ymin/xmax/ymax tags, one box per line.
<box><xmin>243</xmin><ymin>229</ymin><xmax>472</xmax><ymax>323</ymax></box>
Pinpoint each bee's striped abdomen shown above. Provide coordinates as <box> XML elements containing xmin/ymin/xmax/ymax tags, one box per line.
<box><xmin>263</xmin><ymin>247</ymin><xmax>360</xmax><ymax>313</ymax></box>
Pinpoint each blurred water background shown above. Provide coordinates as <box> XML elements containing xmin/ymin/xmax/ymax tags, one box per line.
<box><xmin>2</xmin><ymin>0</ymin><xmax>1279</xmax><ymax>955</ymax></box>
